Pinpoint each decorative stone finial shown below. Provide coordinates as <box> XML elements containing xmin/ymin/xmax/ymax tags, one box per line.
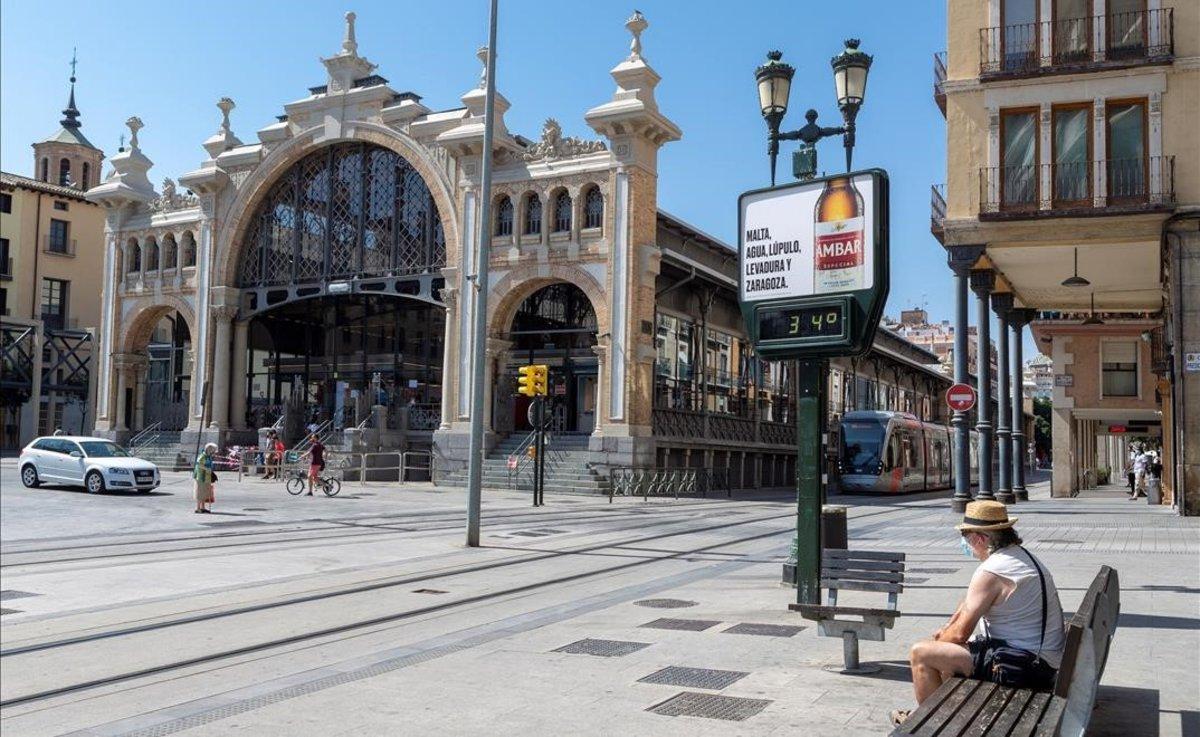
<box><xmin>217</xmin><ymin>97</ymin><xmax>235</xmax><ymax>133</ymax></box>
<box><xmin>342</xmin><ymin>11</ymin><xmax>358</xmax><ymax>56</ymax></box>
<box><xmin>477</xmin><ymin>46</ymin><xmax>489</xmax><ymax>89</ymax></box>
<box><xmin>626</xmin><ymin>10</ymin><xmax>648</xmax><ymax>61</ymax></box>
<box><xmin>125</xmin><ymin>116</ymin><xmax>144</xmax><ymax>149</ymax></box>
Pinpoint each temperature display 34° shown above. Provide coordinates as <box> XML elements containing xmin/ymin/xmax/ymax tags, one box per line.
<box><xmin>757</xmin><ymin>304</ymin><xmax>847</xmax><ymax>341</ymax></box>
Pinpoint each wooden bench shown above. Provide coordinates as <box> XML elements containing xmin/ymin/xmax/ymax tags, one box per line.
<box><xmin>789</xmin><ymin>549</ymin><xmax>906</xmax><ymax>674</ymax></box>
<box><xmin>890</xmin><ymin>565</ymin><xmax>1120</xmax><ymax>737</ymax></box>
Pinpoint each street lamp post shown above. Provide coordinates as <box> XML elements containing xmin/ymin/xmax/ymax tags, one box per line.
<box><xmin>755</xmin><ymin>40</ymin><xmax>872</xmax><ymax>184</ymax></box>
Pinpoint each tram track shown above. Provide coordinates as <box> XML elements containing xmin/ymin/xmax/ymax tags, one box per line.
<box><xmin>0</xmin><ymin>510</ymin><xmax>799</xmax><ymax>708</ymax></box>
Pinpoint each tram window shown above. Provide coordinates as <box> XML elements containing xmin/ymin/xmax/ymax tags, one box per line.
<box><xmin>841</xmin><ymin>421</ymin><xmax>884</xmax><ymax>473</ymax></box>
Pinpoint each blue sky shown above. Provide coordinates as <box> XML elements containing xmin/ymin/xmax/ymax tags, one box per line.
<box><xmin>1</xmin><ymin>0</ymin><xmax>966</xmax><ymax>333</ymax></box>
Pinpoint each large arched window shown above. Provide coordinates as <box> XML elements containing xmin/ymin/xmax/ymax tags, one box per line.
<box><xmin>145</xmin><ymin>237</ymin><xmax>159</xmax><ymax>272</ymax></box>
<box><xmin>523</xmin><ymin>193</ymin><xmax>542</xmax><ymax>235</ymax></box>
<box><xmin>127</xmin><ymin>238</ymin><xmax>141</xmax><ymax>273</ymax></box>
<box><xmin>494</xmin><ymin>195</ymin><xmax>513</xmax><ymax>236</ymax></box>
<box><xmin>238</xmin><ymin>141</ymin><xmax>447</xmax><ymax>288</ymax></box>
<box><xmin>583</xmin><ymin>186</ymin><xmax>603</xmax><ymax>229</ymax></box>
<box><xmin>180</xmin><ymin>231</ymin><xmax>197</xmax><ymax>268</ymax></box>
<box><xmin>81</xmin><ymin>163</ymin><xmax>91</xmax><ymax>190</ymax></box>
<box><xmin>161</xmin><ymin>233</ymin><xmax>178</xmax><ymax>270</ymax></box>
<box><xmin>40</xmin><ymin>158</ymin><xmax>49</xmax><ymax>182</ymax></box>
<box><xmin>59</xmin><ymin>158</ymin><xmax>71</xmax><ymax>186</ymax></box>
<box><xmin>553</xmin><ymin>191</ymin><xmax>572</xmax><ymax>233</ymax></box>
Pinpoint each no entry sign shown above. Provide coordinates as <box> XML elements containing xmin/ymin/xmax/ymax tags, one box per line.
<box><xmin>946</xmin><ymin>383</ymin><xmax>977</xmax><ymax>412</ymax></box>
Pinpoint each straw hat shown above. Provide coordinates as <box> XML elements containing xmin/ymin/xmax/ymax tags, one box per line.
<box><xmin>956</xmin><ymin>500</ymin><xmax>1017</xmax><ymax>532</ymax></box>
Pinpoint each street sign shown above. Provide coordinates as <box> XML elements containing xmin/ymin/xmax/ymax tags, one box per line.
<box><xmin>738</xmin><ymin>169</ymin><xmax>889</xmax><ymax>359</ymax></box>
<box><xmin>1109</xmin><ymin>425</ymin><xmax>1127</xmax><ymax>434</ymax></box>
<box><xmin>946</xmin><ymin>383</ymin><xmax>977</xmax><ymax>412</ymax></box>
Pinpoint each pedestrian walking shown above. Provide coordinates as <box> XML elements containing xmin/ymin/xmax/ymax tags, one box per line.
<box><xmin>894</xmin><ymin>501</ymin><xmax>1065</xmax><ymax>727</ymax></box>
<box><xmin>1132</xmin><ymin>449</ymin><xmax>1150</xmax><ymax>499</ymax></box>
<box><xmin>304</xmin><ymin>433</ymin><xmax>326</xmax><ymax>496</ymax></box>
<box><xmin>193</xmin><ymin>442</ymin><xmax>218</xmax><ymax>514</ymax></box>
<box><xmin>263</xmin><ymin>431</ymin><xmax>283</xmax><ymax>480</ymax></box>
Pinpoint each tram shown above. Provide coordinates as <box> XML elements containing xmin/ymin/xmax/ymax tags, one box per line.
<box><xmin>837</xmin><ymin>410</ymin><xmax>979</xmax><ymax>493</ymax></box>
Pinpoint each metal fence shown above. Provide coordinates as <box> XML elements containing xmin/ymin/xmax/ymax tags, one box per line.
<box><xmin>233</xmin><ymin>448</ymin><xmax>436</xmax><ymax>487</ymax></box>
<box><xmin>607</xmin><ymin>467</ymin><xmax>732</xmax><ymax>502</ymax></box>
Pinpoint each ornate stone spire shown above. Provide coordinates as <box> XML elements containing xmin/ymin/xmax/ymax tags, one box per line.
<box><xmin>477</xmin><ymin>46</ymin><xmax>489</xmax><ymax>89</ymax></box>
<box><xmin>341</xmin><ymin>11</ymin><xmax>358</xmax><ymax>56</ymax></box>
<box><xmin>203</xmin><ymin>97</ymin><xmax>243</xmax><ymax>158</ymax></box>
<box><xmin>625</xmin><ymin>10</ymin><xmax>647</xmax><ymax>61</ymax></box>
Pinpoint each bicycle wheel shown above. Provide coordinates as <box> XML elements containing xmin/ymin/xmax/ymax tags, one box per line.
<box><xmin>322</xmin><ymin>477</ymin><xmax>341</xmax><ymax>497</ymax></box>
<box><xmin>286</xmin><ymin>476</ymin><xmax>306</xmax><ymax>495</ymax></box>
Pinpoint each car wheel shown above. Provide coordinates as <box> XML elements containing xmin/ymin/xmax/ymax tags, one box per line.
<box><xmin>85</xmin><ymin>471</ymin><xmax>106</xmax><ymax>494</ymax></box>
<box><xmin>20</xmin><ymin>465</ymin><xmax>40</xmax><ymax>488</ymax></box>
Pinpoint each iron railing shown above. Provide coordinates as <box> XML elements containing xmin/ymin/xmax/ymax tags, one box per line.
<box><xmin>980</xmin><ymin>8</ymin><xmax>1173</xmax><ymax>76</ymax></box>
<box><xmin>607</xmin><ymin>467</ymin><xmax>732</xmax><ymax>501</ymax></box>
<box><xmin>930</xmin><ymin>184</ymin><xmax>947</xmax><ymax>238</ymax></box>
<box><xmin>933</xmin><ymin>52</ymin><xmax>947</xmax><ymax>113</ymax></box>
<box><xmin>130</xmin><ymin>422</ymin><xmax>163</xmax><ymax>451</ymax></box>
<box><xmin>979</xmin><ymin>157</ymin><xmax>1174</xmax><ymax>215</ymax></box>
<box><xmin>42</xmin><ymin>236</ymin><xmax>76</xmax><ymax>257</ymax></box>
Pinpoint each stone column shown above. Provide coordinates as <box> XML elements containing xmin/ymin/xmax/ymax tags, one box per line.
<box><xmin>112</xmin><ymin>354</ymin><xmax>133</xmax><ymax>431</ymax></box>
<box><xmin>1010</xmin><ymin>309</ymin><xmax>1034</xmax><ymax>500</ymax></box>
<box><xmin>438</xmin><ymin>285</ymin><xmax>458</xmax><ymax>430</ymax></box>
<box><xmin>209</xmin><ymin>306</ymin><xmax>237</xmax><ymax>430</ymax></box>
<box><xmin>133</xmin><ymin>362</ymin><xmax>147</xmax><ymax>431</ymax></box>
<box><xmin>993</xmin><ymin>293</ymin><xmax>1014</xmax><ymax>504</ymax></box>
<box><xmin>948</xmin><ymin>246</ymin><xmax>984</xmax><ymax>511</ymax></box>
<box><xmin>591</xmin><ymin>335</ymin><xmax>609</xmax><ymax>438</ymax></box>
<box><xmin>229</xmin><ymin>320</ymin><xmax>250</xmax><ymax>430</ymax></box>
<box><xmin>971</xmin><ymin>268</ymin><xmax>996</xmax><ymax>501</ymax></box>
<box><xmin>483</xmin><ymin>338</ymin><xmax>513</xmax><ymax>436</ymax></box>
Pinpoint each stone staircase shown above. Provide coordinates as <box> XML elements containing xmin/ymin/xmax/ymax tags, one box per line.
<box><xmin>442</xmin><ymin>432</ymin><xmax>608</xmax><ymax>495</ymax></box>
<box><xmin>130</xmin><ymin>431</ymin><xmax>188</xmax><ymax>471</ymax></box>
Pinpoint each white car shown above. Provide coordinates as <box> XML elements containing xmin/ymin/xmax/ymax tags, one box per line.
<box><xmin>19</xmin><ymin>436</ymin><xmax>160</xmax><ymax>493</ymax></box>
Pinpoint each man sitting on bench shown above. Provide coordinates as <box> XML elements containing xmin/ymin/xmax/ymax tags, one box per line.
<box><xmin>892</xmin><ymin>501</ymin><xmax>1066</xmax><ymax>727</ymax></box>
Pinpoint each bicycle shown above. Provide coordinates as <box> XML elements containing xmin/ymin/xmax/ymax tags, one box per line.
<box><xmin>285</xmin><ymin>466</ymin><xmax>341</xmax><ymax>497</ymax></box>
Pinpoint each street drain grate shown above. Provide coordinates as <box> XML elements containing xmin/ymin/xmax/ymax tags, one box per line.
<box><xmin>200</xmin><ymin>520</ymin><xmax>268</xmax><ymax>528</ymax></box>
<box><xmin>907</xmin><ymin>567</ymin><xmax>959</xmax><ymax>574</ymax></box>
<box><xmin>722</xmin><ymin>623</ymin><xmax>805</xmax><ymax>638</ymax></box>
<box><xmin>553</xmin><ymin>638</ymin><xmax>652</xmax><ymax>657</ymax></box>
<box><xmin>638</xmin><ymin>666</ymin><xmax>748</xmax><ymax>690</ymax></box>
<box><xmin>413</xmin><ymin>589</ymin><xmax>448</xmax><ymax>595</ymax></box>
<box><xmin>640</xmin><ymin>618</ymin><xmax>721</xmax><ymax>632</ymax></box>
<box><xmin>906</xmin><ymin>577</ymin><xmax>929</xmax><ymax>584</ymax></box>
<box><xmin>0</xmin><ymin>590</ymin><xmax>39</xmax><ymax>602</ymax></box>
<box><xmin>647</xmin><ymin>691</ymin><xmax>771</xmax><ymax>721</ymax></box>
<box><xmin>634</xmin><ymin>599</ymin><xmax>698</xmax><ymax>609</ymax></box>
<box><xmin>1</xmin><ymin>608</ymin><xmax>22</xmax><ymax>615</ymax></box>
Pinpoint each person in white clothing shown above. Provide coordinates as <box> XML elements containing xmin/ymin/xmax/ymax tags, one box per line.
<box><xmin>893</xmin><ymin>501</ymin><xmax>1065</xmax><ymax>727</ymax></box>
<box><xmin>1132</xmin><ymin>451</ymin><xmax>1150</xmax><ymax>498</ymax></box>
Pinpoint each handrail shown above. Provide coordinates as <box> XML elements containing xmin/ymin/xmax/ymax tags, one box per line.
<box><xmin>292</xmin><ymin>419</ymin><xmax>332</xmax><ymax>453</ymax></box>
<box><xmin>130</xmin><ymin>422</ymin><xmax>163</xmax><ymax>449</ymax></box>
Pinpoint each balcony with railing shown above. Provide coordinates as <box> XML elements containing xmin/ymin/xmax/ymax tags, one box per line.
<box><xmin>931</xmin><ymin>184</ymin><xmax>947</xmax><ymax>241</ymax></box>
<box><xmin>0</xmin><ymin>256</ymin><xmax>12</xmax><ymax>280</ymax></box>
<box><xmin>933</xmin><ymin>52</ymin><xmax>947</xmax><ymax>115</ymax></box>
<box><xmin>43</xmin><ymin>235</ymin><xmax>77</xmax><ymax>257</ymax></box>
<box><xmin>979</xmin><ymin>156</ymin><xmax>1175</xmax><ymax>219</ymax></box>
<box><xmin>980</xmin><ymin>7</ymin><xmax>1173</xmax><ymax>79</ymax></box>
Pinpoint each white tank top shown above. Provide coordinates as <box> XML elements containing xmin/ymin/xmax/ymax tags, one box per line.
<box><xmin>974</xmin><ymin>546</ymin><xmax>1066</xmax><ymax>668</ymax></box>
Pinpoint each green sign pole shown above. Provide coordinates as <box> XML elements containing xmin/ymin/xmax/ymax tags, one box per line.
<box><xmin>795</xmin><ymin>359</ymin><xmax>825</xmax><ymax>605</ymax></box>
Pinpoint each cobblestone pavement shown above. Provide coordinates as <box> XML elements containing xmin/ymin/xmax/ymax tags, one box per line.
<box><xmin>1</xmin><ymin>459</ymin><xmax>1196</xmax><ymax>736</ymax></box>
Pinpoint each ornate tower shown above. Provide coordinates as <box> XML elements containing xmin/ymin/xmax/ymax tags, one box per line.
<box><xmin>32</xmin><ymin>51</ymin><xmax>104</xmax><ymax>190</ymax></box>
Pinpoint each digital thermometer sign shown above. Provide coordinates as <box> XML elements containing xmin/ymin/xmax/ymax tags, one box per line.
<box><xmin>757</xmin><ymin>303</ymin><xmax>847</xmax><ymax>342</ymax></box>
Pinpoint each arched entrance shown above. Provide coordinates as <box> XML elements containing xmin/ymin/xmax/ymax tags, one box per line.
<box><xmin>143</xmin><ymin>311</ymin><xmax>192</xmax><ymax>431</ymax></box>
<box><xmin>502</xmin><ymin>283</ymin><xmax>598</xmax><ymax>434</ymax></box>
<box><xmin>244</xmin><ymin>294</ymin><xmax>443</xmax><ymax>434</ymax></box>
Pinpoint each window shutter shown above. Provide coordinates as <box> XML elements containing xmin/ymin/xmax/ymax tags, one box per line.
<box><xmin>1102</xmin><ymin>341</ymin><xmax>1137</xmax><ymax>364</ymax></box>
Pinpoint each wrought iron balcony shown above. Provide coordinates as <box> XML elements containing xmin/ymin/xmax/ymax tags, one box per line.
<box><xmin>42</xmin><ymin>235</ymin><xmax>77</xmax><ymax>257</ymax></box>
<box><xmin>980</xmin><ymin>7</ymin><xmax>1173</xmax><ymax>78</ymax></box>
<box><xmin>930</xmin><ymin>184</ymin><xmax>946</xmax><ymax>241</ymax></box>
<box><xmin>933</xmin><ymin>52</ymin><xmax>947</xmax><ymax>115</ymax></box>
<box><xmin>979</xmin><ymin>157</ymin><xmax>1175</xmax><ymax>218</ymax></box>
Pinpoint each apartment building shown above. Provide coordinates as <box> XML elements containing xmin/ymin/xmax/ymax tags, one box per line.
<box><xmin>932</xmin><ymin>0</ymin><xmax>1198</xmax><ymax>510</ymax></box>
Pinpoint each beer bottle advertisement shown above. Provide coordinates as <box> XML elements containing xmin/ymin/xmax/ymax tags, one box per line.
<box><xmin>739</xmin><ymin>172</ymin><xmax>875</xmax><ymax>303</ymax></box>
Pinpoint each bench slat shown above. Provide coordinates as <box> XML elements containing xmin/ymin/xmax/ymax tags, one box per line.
<box><xmin>823</xmin><ymin>567</ymin><xmax>905</xmax><ymax>582</ymax></box>
<box><xmin>889</xmin><ymin>677</ymin><xmax>966</xmax><ymax>735</ymax></box>
<box><xmin>825</xmin><ymin>558</ymin><xmax>907</xmax><ymax>573</ymax></box>
<box><xmin>909</xmin><ymin>677</ymin><xmax>986</xmax><ymax>735</ymax></box>
<box><xmin>1031</xmin><ymin>697</ymin><xmax>1067</xmax><ymax>737</ymax></box>
<box><xmin>979</xmin><ymin>687</ymin><xmax>1033</xmax><ymax>736</ymax></box>
<box><xmin>1009</xmin><ymin>691</ymin><xmax>1052</xmax><ymax>737</ymax></box>
<box><xmin>823</xmin><ymin>578</ymin><xmax>904</xmax><ymax>594</ymax></box>
<box><xmin>938</xmin><ymin>679</ymin><xmax>1002</xmax><ymax>736</ymax></box>
<box><xmin>791</xmin><ymin>603</ymin><xmax>899</xmax><ymax>620</ymax></box>
<box><xmin>825</xmin><ymin>549</ymin><xmax>906</xmax><ymax>561</ymax></box>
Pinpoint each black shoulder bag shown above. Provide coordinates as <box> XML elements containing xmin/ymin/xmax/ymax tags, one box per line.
<box><xmin>975</xmin><ymin>546</ymin><xmax>1058</xmax><ymax>690</ymax></box>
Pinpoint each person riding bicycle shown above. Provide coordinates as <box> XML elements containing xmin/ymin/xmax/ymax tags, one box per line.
<box><xmin>304</xmin><ymin>433</ymin><xmax>326</xmax><ymax>497</ymax></box>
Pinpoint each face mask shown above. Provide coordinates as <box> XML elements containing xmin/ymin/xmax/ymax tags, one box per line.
<box><xmin>959</xmin><ymin>536</ymin><xmax>975</xmax><ymax>558</ymax></box>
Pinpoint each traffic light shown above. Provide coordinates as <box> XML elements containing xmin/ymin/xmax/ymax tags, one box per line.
<box><xmin>531</xmin><ymin>365</ymin><xmax>549</xmax><ymax>396</ymax></box>
<box><xmin>517</xmin><ymin>365</ymin><xmax>537</xmax><ymax>397</ymax></box>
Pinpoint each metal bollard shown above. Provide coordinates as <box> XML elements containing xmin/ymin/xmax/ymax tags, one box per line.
<box><xmin>822</xmin><ymin>505</ymin><xmax>848</xmax><ymax>550</ymax></box>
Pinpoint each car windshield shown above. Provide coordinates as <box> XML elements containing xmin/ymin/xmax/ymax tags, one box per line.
<box><xmin>79</xmin><ymin>441</ymin><xmax>131</xmax><ymax>458</ymax></box>
<box><xmin>841</xmin><ymin>421</ymin><xmax>885</xmax><ymax>474</ymax></box>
